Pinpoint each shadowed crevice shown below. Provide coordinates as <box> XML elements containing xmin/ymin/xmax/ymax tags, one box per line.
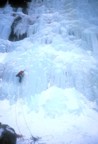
<box><xmin>9</xmin><ymin>16</ymin><xmax>27</xmax><ymax>41</ymax></box>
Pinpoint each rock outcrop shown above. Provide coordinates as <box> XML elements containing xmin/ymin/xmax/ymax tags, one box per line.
<box><xmin>0</xmin><ymin>122</ymin><xmax>21</xmax><ymax>144</ymax></box>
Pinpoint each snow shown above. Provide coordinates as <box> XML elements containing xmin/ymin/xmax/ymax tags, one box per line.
<box><xmin>0</xmin><ymin>92</ymin><xmax>98</xmax><ymax>144</ymax></box>
<box><xmin>0</xmin><ymin>0</ymin><xmax>98</xmax><ymax>144</ymax></box>
<box><xmin>0</xmin><ymin>53</ymin><xmax>7</xmax><ymax>63</ymax></box>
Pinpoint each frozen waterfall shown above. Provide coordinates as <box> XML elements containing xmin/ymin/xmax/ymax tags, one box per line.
<box><xmin>0</xmin><ymin>0</ymin><xmax>98</xmax><ymax>103</ymax></box>
<box><xmin>0</xmin><ymin>0</ymin><xmax>98</xmax><ymax>144</ymax></box>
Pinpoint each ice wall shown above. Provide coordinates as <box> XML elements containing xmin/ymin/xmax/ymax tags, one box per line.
<box><xmin>0</xmin><ymin>0</ymin><xmax>98</xmax><ymax>106</ymax></box>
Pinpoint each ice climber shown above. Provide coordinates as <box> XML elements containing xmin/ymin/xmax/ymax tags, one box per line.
<box><xmin>16</xmin><ymin>70</ymin><xmax>24</xmax><ymax>83</ymax></box>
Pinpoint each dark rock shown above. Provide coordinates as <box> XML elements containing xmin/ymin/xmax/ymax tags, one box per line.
<box><xmin>0</xmin><ymin>123</ymin><xmax>17</xmax><ymax>144</ymax></box>
<box><xmin>9</xmin><ymin>0</ymin><xmax>28</xmax><ymax>8</ymax></box>
<box><xmin>0</xmin><ymin>0</ymin><xmax>31</xmax><ymax>13</ymax></box>
<box><xmin>9</xmin><ymin>16</ymin><xmax>22</xmax><ymax>41</ymax></box>
<box><xmin>9</xmin><ymin>16</ymin><xmax>27</xmax><ymax>41</ymax></box>
<box><xmin>0</xmin><ymin>0</ymin><xmax>7</xmax><ymax>7</ymax></box>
